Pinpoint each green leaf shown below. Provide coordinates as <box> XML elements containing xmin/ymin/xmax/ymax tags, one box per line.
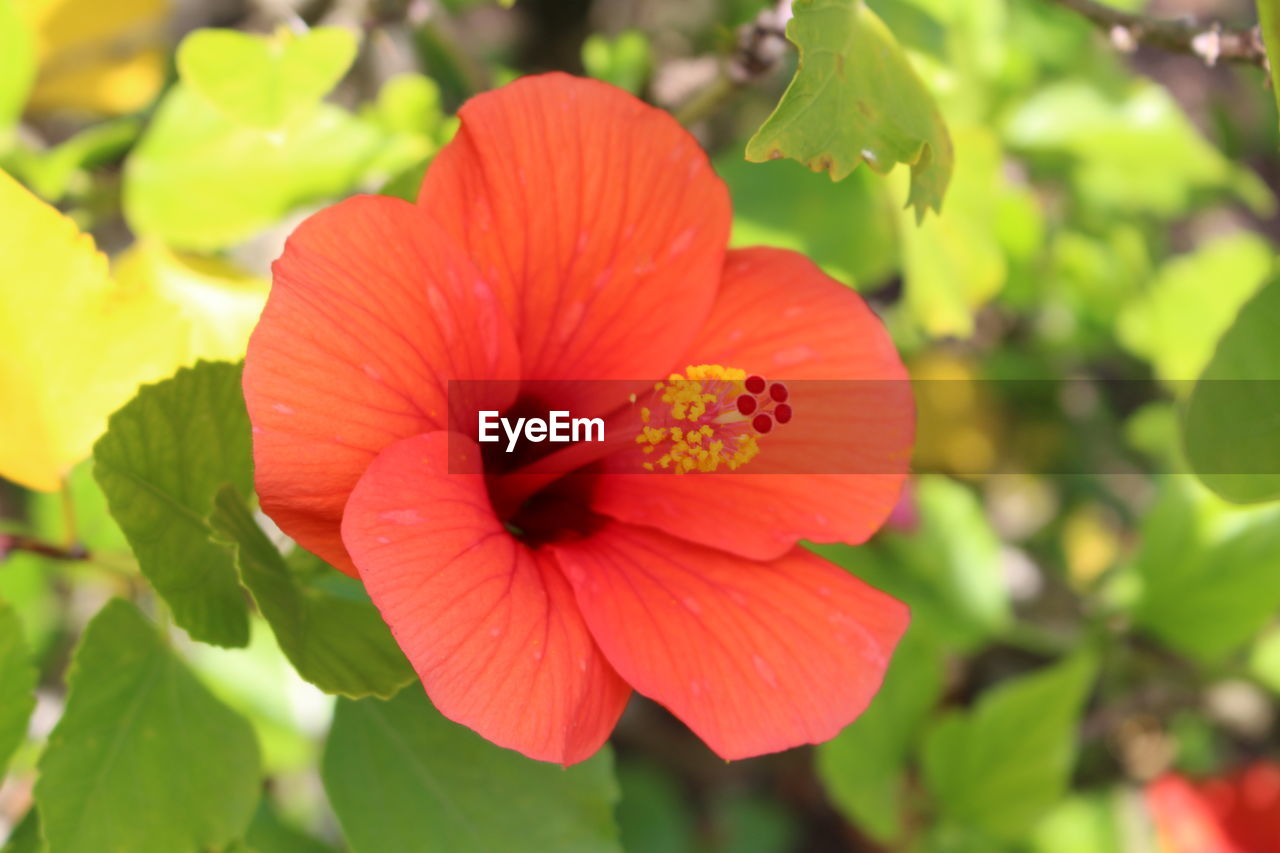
<box><xmin>178</xmin><ymin>27</ymin><xmax>358</xmax><ymax>130</ymax></box>
<box><xmin>1005</xmin><ymin>81</ymin><xmax>1273</xmax><ymax>218</ymax></box>
<box><xmin>812</xmin><ymin>477</ymin><xmax>1010</xmax><ymax>650</ymax></box>
<box><xmin>1249</xmin><ymin>625</ymin><xmax>1280</xmax><ymax>694</ymax></box>
<box><xmin>1118</xmin><ymin>233</ymin><xmax>1274</xmax><ymax>384</ymax></box>
<box><xmin>5</xmin><ymin>117</ymin><xmax>142</xmax><ymax>202</ymax></box>
<box><xmin>717</xmin><ymin>153</ymin><xmax>900</xmax><ymax>288</ymax></box>
<box><xmin>1182</xmin><ymin>275</ymin><xmax>1280</xmax><ymax>503</ymax></box>
<box><xmin>581</xmin><ymin>31</ymin><xmax>652</xmax><ymax>95</ymax></box>
<box><xmin>900</xmin><ymin>125</ymin><xmax>1010</xmax><ymax>337</ymax></box>
<box><xmin>322</xmin><ymin>687</ymin><xmax>623</xmax><ymax>853</ymax></box>
<box><xmin>245</xmin><ymin>796</ymin><xmax>340</xmax><ymax>853</ymax></box>
<box><xmin>34</xmin><ymin>600</ymin><xmax>261</xmax><ymax>853</ymax></box>
<box><xmin>922</xmin><ymin>653</ymin><xmax>1096</xmax><ymax>841</ymax></box>
<box><xmin>615</xmin><ymin>760</ymin><xmax>696</xmax><ymax>853</ymax></box>
<box><xmin>124</xmin><ymin>83</ymin><xmax>384</xmax><ymax>251</ymax></box>
<box><xmin>1028</xmin><ymin>792</ymin><xmax>1125</xmax><ymax>853</ymax></box>
<box><xmin>0</xmin><ymin>600</ymin><xmax>36</xmax><ymax>779</ymax></box>
<box><xmin>0</xmin><ymin>809</ymin><xmax>40</xmax><ymax>853</ymax></box>
<box><xmin>1258</xmin><ymin>1</ymin><xmax>1280</xmax><ymax>126</ymax></box>
<box><xmin>93</xmin><ymin>361</ymin><xmax>253</xmax><ymax>647</ymax></box>
<box><xmin>0</xmin><ymin>0</ymin><xmax>34</xmax><ymax>127</ymax></box>
<box><xmin>1134</xmin><ymin>481</ymin><xmax>1280</xmax><ymax>661</ymax></box>
<box><xmin>206</xmin><ymin>485</ymin><xmax>414</xmax><ymax>699</ymax></box>
<box><xmin>816</xmin><ymin>628</ymin><xmax>944</xmax><ymax>843</ymax></box>
<box><xmin>745</xmin><ymin>0</ymin><xmax>953</xmax><ymax>219</ymax></box>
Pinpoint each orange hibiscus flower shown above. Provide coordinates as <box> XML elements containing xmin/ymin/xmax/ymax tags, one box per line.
<box><xmin>243</xmin><ymin>73</ymin><xmax>913</xmax><ymax>764</ymax></box>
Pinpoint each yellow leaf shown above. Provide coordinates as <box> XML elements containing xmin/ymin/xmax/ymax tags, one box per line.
<box><xmin>21</xmin><ymin>0</ymin><xmax>168</xmax><ymax>114</ymax></box>
<box><xmin>0</xmin><ymin>176</ymin><xmax>271</xmax><ymax>491</ymax></box>
<box><xmin>113</xmin><ymin>242</ymin><xmax>269</xmax><ymax>364</ymax></box>
<box><xmin>0</xmin><ymin>169</ymin><xmax>182</xmax><ymax>491</ymax></box>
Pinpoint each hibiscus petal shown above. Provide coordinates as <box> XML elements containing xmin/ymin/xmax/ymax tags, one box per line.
<box><xmin>552</xmin><ymin>521</ymin><xmax>908</xmax><ymax>760</ymax></box>
<box><xmin>244</xmin><ymin>195</ymin><xmax>520</xmax><ymax>575</ymax></box>
<box><xmin>591</xmin><ymin>247</ymin><xmax>913</xmax><ymax>559</ymax></box>
<box><xmin>341</xmin><ymin>432</ymin><xmax>631</xmax><ymax>764</ymax></box>
<box><xmin>418</xmin><ymin>73</ymin><xmax>730</xmax><ymax>408</ymax></box>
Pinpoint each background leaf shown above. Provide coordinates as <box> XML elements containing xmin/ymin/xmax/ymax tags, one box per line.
<box><xmin>1118</xmin><ymin>233</ymin><xmax>1274</xmax><ymax>383</ymax></box>
<box><xmin>1133</xmin><ymin>480</ymin><xmax>1280</xmax><ymax>662</ymax></box>
<box><xmin>0</xmin><ymin>170</ymin><xmax>185</xmax><ymax>492</ymax></box>
<box><xmin>1182</xmin><ymin>275</ymin><xmax>1280</xmax><ymax>503</ymax></box>
<box><xmin>816</xmin><ymin>628</ymin><xmax>944</xmax><ymax>842</ymax></box>
<box><xmin>34</xmin><ymin>600</ymin><xmax>261</xmax><ymax>853</ymax></box>
<box><xmin>93</xmin><ymin>361</ymin><xmax>253</xmax><ymax>647</ymax></box>
<box><xmin>745</xmin><ymin>0</ymin><xmax>953</xmax><ymax>218</ymax></box>
<box><xmin>0</xmin><ymin>0</ymin><xmax>35</xmax><ymax>126</ymax></box>
<box><xmin>322</xmin><ymin>686</ymin><xmax>623</xmax><ymax>853</ymax></box>
<box><xmin>0</xmin><ymin>600</ymin><xmax>36</xmax><ymax>780</ymax></box>
<box><xmin>813</xmin><ymin>477</ymin><xmax>1011</xmax><ymax>650</ymax></box>
<box><xmin>178</xmin><ymin>27</ymin><xmax>358</xmax><ymax>130</ymax></box>
<box><xmin>1258</xmin><ymin>0</ymin><xmax>1280</xmax><ymax>125</ymax></box>
<box><xmin>123</xmin><ymin>84</ymin><xmax>383</xmax><ymax>251</ymax></box>
<box><xmin>207</xmin><ymin>485</ymin><xmax>415</xmax><ymax>699</ymax></box>
<box><xmin>922</xmin><ymin>653</ymin><xmax>1096</xmax><ymax>841</ymax></box>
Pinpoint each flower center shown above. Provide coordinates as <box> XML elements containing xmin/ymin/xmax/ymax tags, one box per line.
<box><xmin>634</xmin><ymin>364</ymin><xmax>792</xmax><ymax>473</ymax></box>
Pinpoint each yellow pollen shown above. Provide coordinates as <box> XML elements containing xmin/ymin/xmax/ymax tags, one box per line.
<box><xmin>633</xmin><ymin>364</ymin><xmax>763</xmax><ymax>474</ymax></box>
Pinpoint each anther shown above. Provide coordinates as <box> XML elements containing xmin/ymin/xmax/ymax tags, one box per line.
<box><xmin>774</xmin><ymin>403</ymin><xmax>792</xmax><ymax>424</ymax></box>
<box><xmin>752</xmin><ymin>413</ymin><xmax>773</xmax><ymax>434</ymax></box>
<box><xmin>736</xmin><ymin>394</ymin><xmax>757</xmax><ymax>415</ymax></box>
<box><xmin>745</xmin><ymin>375</ymin><xmax>766</xmax><ymax>395</ymax></box>
<box><xmin>769</xmin><ymin>382</ymin><xmax>789</xmax><ymax>402</ymax></box>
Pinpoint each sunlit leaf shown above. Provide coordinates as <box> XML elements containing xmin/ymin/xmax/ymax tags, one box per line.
<box><xmin>21</xmin><ymin>0</ymin><xmax>167</xmax><ymax>115</ymax></box>
<box><xmin>323</xmin><ymin>686</ymin><xmax>623</xmax><ymax>853</ymax></box>
<box><xmin>813</xmin><ymin>476</ymin><xmax>1010</xmax><ymax>650</ymax></box>
<box><xmin>34</xmin><ymin>600</ymin><xmax>261</xmax><ymax>853</ymax></box>
<box><xmin>207</xmin><ymin>485</ymin><xmax>415</xmax><ymax>699</ymax></box>
<box><xmin>0</xmin><ymin>601</ymin><xmax>36</xmax><ymax>780</ymax></box>
<box><xmin>817</xmin><ymin>628</ymin><xmax>944</xmax><ymax>843</ymax></box>
<box><xmin>1005</xmin><ymin>81</ymin><xmax>1273</xmax><ymax>217</ymax></box>
<box><xmin>1134</xmin><ymin>478</ymin><xmax>1280</xmax><ymax>662</ymax></box>
<box><xmin>922</xmin><ymin>653</ymin><xmax>1096</xmax><ymax>840</ymax></box>
<box><xmin>900</xmin><ymin>125</ymin><xmax>1009</xmax><ymax>337</ymax></box>
<box><xmin>178</xmin><ymin>27</ymin><xmax>357</xmax><ymax>130</ymax></box>
<box><xmin>0</xmin><ymin>0</ymin><xmax>35</xmax><ymax>125</ymax></box>
<box><xmin>93</xmin><ymin>361</ymin><xmax>253</xmax><ymax>647</ymax></box>
<box><xmin>1118</xmin><ymin>233</ymin><xmax>1274</xmax><ymax>383</ymax></box>
<box><xmin>113</xmin><ymin>241</ymin><xmax>269</xmax><ymax>363</ymax></box>
<box><xmin>745</xmin><ymin>0</ymin><xmax>953</xmax><ymax>219</ymax></box>
<box><xmin>0</xmin><ymin>169</ymin><xmax>184</xmax><ymax>492</ymax></box>
<box><xmin>124</xmin><ymin>83</ymin><xmax>384</xmax><ymax>250</ymax></box>
<box><xmin>1028</xmin><ymin>792</ymin><xmax>1125</xmax><ymax>853</ymax></box>
<box><xmin>1182</xmin><ymin>275</ymin><xmax>1280</xmax><ymax>503</ymax></box>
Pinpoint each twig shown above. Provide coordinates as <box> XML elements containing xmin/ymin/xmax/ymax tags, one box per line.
<box><xmin>1046</xmin><ymin>0</ymin><xmax>1269</xmax><ymax>70</ymax></box>
<box><xmin>675</xmin><ymin>0</ymin><xmax>791</xmax><ymax>126</ymax></box>
<box><xmin>1</xmin><ymin>533</ymin><xmax>89</xmax><ymax>562</ymax></box>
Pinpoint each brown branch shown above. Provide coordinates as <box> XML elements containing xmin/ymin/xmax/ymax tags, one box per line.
<box><xmin>1</xmin><ymin>533</ymin><xmax>89</xmax><ymax>562</ymax></box>
<box><xmin>1047</xmin><ymin>0</ymin><xmax>1269</xmax><ymax>69</ymax></box>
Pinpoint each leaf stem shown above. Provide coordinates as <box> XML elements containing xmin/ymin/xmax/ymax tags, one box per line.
<box><xmin>1</xmin><ymin>533</ymin><xmax>90</xmax><ymax>562</ymax></box>
<box><xmin>1044</xmin><ymin>0</ymin><xmax>1269</xmax><ymax>69</ymax></box>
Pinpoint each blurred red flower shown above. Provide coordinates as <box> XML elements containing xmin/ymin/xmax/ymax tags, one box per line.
<box><xmin>243</xmin><ymin>73</ymin><xmax>913</xmax><ymax>764</ymax></box>
<box><xmin>1147</xmin><ymin>762</ymin><xmax>1280</xmax><ymax>852</ymax></box>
